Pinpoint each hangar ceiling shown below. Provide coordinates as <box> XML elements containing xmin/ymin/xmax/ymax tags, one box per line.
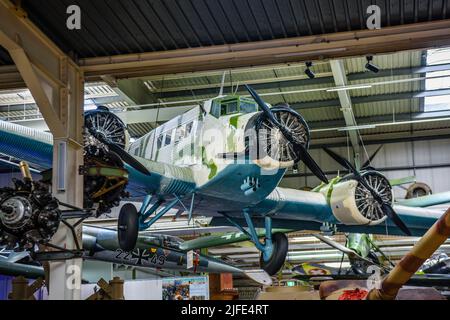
<box><xmin>12</xmin><ymin>0</ymin><xmax>450</xmax><ymax>58</ymax></box>
<box><xmin>1</xmin><ymin>48</ymin><xmax>449</xmax><ymax>146</ymax></box>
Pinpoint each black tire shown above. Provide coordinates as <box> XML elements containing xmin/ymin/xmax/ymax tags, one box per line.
<box><xmin>259</xmin><ymin>232</ymin><xmax>289</xmax><ymax>276</ymax></box>
<box><xmin>117</xmin><ymin>203</ymin><xmax>139</xmax><ymax>251</ymax></box>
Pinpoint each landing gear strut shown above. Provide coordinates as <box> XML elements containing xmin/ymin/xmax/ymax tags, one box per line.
<box><xmin>117</xmin><ymin>195</ymin><xmax>179</xmax><ymax>251</ymax></box>
<box><xmin>222</xmin><ymin>210</ymin><xmax>289</xmax><ymax>276</ymax></box>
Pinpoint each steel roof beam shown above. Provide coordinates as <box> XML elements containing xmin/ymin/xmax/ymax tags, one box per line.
<box><xmin>153</xmin><ymin>62</ymin><xmax>450</xmax><ymax>99</ymax></box>
<box><xmin>308</xmin><ymin>109</ymin><xmax>450</xmax><ymax>130</ymax></box>
<box><xmin>79</xmin><ymin>20</ymin><xmax>450</xmax><ymax>79</ymax></box>
<box><xmin>329</xmin><ymin>59</ymin><xmax>361</xmax><ymax>166</ymax></box>
<box><xmin>291</xmin><ymin>88</ymin><xmax>450</xmax><ymax>110</ymax></box>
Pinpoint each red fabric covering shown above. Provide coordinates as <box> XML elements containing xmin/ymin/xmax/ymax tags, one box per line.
<box><xmin>338</xmin><ymin>288</ymin><xmax>368</xmax><ymax>300</ymax></box>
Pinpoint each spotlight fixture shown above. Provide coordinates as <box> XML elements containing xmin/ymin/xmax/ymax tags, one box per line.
<box><xmin>304</xmin><ymin>61</ymin><xmax>315</xmax><ymax>79</ymax></box>
<box><xmin>365</xmin><ymin>56</ymin><xmax>379</xmax><ymax>73</ymax></box>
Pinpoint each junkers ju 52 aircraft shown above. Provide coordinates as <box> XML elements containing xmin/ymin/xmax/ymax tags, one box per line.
<box><xmin>0</xmin><ymin>85</ymin><xmax>449</xmax><ymax>275</ymax></box>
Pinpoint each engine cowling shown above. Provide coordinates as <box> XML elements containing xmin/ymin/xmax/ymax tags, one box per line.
<box><xmin>245</xmin><ymin>105</ymin><xmax>310</xmax><ymax>169</ymax></box>
<box><xmin>321</xmin><ymin>171</ymin><xmax>393</xmax><ymax>225</ymax></box>
<box><xmin>82</xmin><ymin>106</ymin><xmax>130</xmax><ymax>216</ymax></box>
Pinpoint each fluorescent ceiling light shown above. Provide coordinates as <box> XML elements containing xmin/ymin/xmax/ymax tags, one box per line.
<box><xmin>337</xmin><ymin>124</ymin><xmax>376</xmax><ymax>131</ymax></box>
<box><xmin>326</xmin><ymin>85</ymin><xmax>372</xmax><ymax>92</ymax></box>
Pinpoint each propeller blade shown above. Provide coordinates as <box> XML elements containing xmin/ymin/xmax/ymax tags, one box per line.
<box><xmin>245</xmin><ymin>84</ymin><xmax>328</xmax><ymax>183</ymax></box>
<box><xmin>296</xmin><ymin>145</ymin><xmax>329</xmax><ymax>184</ymax></box>
<box><xmin>381</xmin><ymin>202</ymin><xmax>412</xmax><ymax>236</ymax></box>
<box><xmin>323</xmin><ymin>147</ymin><xmax>357</xmax><ymax>174</ymax></box>
<box><xmin>245</xmin><ymin>84</ymin><xmax>273</xmax><ymax>116</ymax></box>
<box><xmin>88</xmin><ymin>128</ymin><xmax>151</xmax><ymax>176</ymax></box>
<box><xmin>361</xmin><ymin>145</ymin><xmax>383</xmax><ymax>169</ymax></box>
<box><xmin>107</xmin><ymin>143</ymin><xmax>151</xmax><ymax>176</ymax></box>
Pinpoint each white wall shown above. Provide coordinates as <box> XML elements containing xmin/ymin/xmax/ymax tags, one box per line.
<box><xmin>280</xmin><ymin>138</ymin><xmax>450</xmax><ymax>199</ymax></box>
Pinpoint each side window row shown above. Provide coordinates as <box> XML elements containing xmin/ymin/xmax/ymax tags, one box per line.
<box><xmin>156</xmin><ymin>121</ymin><xmax>194</xmax><ymax>148</ymax></box>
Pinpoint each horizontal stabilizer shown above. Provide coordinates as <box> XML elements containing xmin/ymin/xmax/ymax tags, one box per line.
<box><xmin>243</xmin><ymin>269</ymin><xmax>272</xmax><ymax>286</ymax></box>
<box><xmin>397</xmin><ymin>191</ymin><xmax>450</xmax><ymax>207</ymax></box>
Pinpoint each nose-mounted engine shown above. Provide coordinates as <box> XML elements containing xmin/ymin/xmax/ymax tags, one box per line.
<box><xmin>82</xmin><ymin>106</ymin><xmax>130</xmax><ymax>216</ymax></box>
<box><xmin>245</xmin><ymin>105</ymin><xmax>310</xmax><ymax>169</ymax></box>
<box><xmin>321</xmin><ymin>171</ymin><xmax>393</xmax><ymax>225</ymax></box>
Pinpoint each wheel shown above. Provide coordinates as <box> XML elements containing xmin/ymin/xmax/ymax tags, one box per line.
<box><xmin>259</xmin><ymin>232</ymin><xmax>289</xmax><ymax>276</ymax></box>
<box><xmin>117</xmin><ymin>203</ymin><xmax>139</xmax><ymax>251</ymax></box>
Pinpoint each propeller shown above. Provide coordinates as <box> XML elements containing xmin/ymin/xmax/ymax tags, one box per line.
<box><xmin>323</xmin><ymin>147</ymin><xmax>411</xmax><ymax>236</ymax></box>
<box><xmin>87</xmin><ymin>128</ymin><xmax>151</xmax><ymax>176</ymax></box>
<box><xmin>245</xmin><ymin>84</ymin><xmax>329</xmax><ymax>184</ymax></box>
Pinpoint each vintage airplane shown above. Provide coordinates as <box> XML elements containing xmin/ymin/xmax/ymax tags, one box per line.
<box><xmin>0</xmin><ymin>85</ymin><xmax>449</xmax><ymax>276</ymax></box>
<box><xmin>0</xmin><ymin>225</ymin><xmax>272</xmax><ymax>285</ymax></box>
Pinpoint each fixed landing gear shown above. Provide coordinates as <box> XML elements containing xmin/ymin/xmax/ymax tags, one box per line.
<box><xmin>259</xmin><ymin>232</ymin><xmax>288</xmax><ymax>276</ymax></box>
<box><xmin>117</xmin><ymin>203</ymin><xmax>139</xmax><ymax>251</ymax></box>
<box><xmin>223</xmin><ymin>210</ymin><xmax>289</xmax><ymax>276</ymax></box>
<box><xmin>117</xmin><ymin>195</ymin><xmax>179</xmax><ymax>251</ymax></box>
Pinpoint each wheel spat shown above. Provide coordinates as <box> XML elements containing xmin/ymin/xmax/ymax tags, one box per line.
<box><xmin>245</xmin><ymin>84</ymin><xmax>329</xmax><ymax>184</ymax></box>
<box><xmin>323</xmin><ymin>147</ymin><xmax>411</xmax><ymax>236</ymax></box>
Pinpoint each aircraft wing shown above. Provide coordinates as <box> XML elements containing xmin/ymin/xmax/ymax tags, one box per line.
<box><xmin>179</xmin><ymin>228</ymin><xmax>295</xmax><ymax>251</ymax></box>
<box><xmin>0</xmin><ymin>119</ymin><xmax>195</xmax><ymax>199</ymax></box>
<box><xmin>209</xmin><ymin>187</ymin><xmax>445</xmax><ymax>237</ymax></box>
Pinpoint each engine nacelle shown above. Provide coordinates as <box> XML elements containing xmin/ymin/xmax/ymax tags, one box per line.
<box><xmin>321</xmin><ymin>172</ymin><xmax>393</xmax><ymax>226</ymax></box>
<box><xmin>82</xmin><ymin>106</ymin><xmax>130</xmax><ymax>216</ymax></box>
<box><xmin>245</xmin><ymin>105</ymin><xmax>310</xmax><ymax>170</ymax></box>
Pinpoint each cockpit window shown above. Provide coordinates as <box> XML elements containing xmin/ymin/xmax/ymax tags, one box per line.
<box><xmin>240</xmin><ymin>101</ymin><xmax>257</xmax><ymax>113</ymax></box>
<box><xmin>211</xmin><ymin>97</ymin><xmax>258</xmax><ymax>117</ymax></box>
<box><xmin>211</xmin><ymin>101</ymin><xmax>221</xmax><ymax>118</ymax></box>
<box><xmin>227</xmin><ymin>101</ymin><xmax>238</xmax><ymax>114</ymax></box>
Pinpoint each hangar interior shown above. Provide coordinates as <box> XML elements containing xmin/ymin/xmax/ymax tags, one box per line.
<box><xmin>1</xmin><ymin>0</ymin><xmax>450</xmax><ymax>300</ymax></box>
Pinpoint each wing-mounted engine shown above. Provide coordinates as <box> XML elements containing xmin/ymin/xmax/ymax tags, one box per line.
<box><xmin>321</xmin><ymin>171</ymin><xmax>393</xmax><ymax>225</ymax></box>
<box><xmin>82</xmin><ymin>106</ymin><xmax>130</xmax><ymax>216</ymax></box>
<box><xmin>245</xmin><ymin>105</ymin><xmax>310</xmax><ymax>169</ymax></box>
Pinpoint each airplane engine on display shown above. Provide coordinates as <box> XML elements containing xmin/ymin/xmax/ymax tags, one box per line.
<box><xmin>0</xmin><ymin>106</ymin><xmax>131</xmax><ymax>250</ymax></box>
<box><xmin>82</xmin><ymin>106</ymin><xmax>130</xmax><ymax>216</ymax></box>
<box><xmin>0</xmin><ymin>175</ymin><xmax>60</xmax><ymax>250</ymax></box>
<box><xmin>245</xmin><ymin>105</ymin><xmax>310</xmax><ymax>169</ymax></box>
<box><xmin>321</xmin><ymin>171</ymin><xmax>393</xmax><ymax>225</ymax></box>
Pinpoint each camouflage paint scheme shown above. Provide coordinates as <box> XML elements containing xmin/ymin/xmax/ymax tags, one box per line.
<box><xmin>0</xmin><ymin>95</ymin><xmax>449</xmax><ymax>240</ymax></box>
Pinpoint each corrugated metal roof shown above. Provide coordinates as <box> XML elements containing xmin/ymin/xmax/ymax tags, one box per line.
<box><xmin>350</xmin><ymin>75</ymin><xmax>423</xmax><ymax>97</ymax></box>
<box><xmin>353</xmin><ymin>99</ymin><xmax>420</xmax><ymax>118</ymax></box>
<box><xmin>18</xmin><ymin>0</ymin><xmax>450</xmax><ymax>60</ymax></box>
<box><xmin>128</xmin><ymin>122</ymin><xmax>153</xmax><ymax>138</ymax></box>
<box><xmin>344</xmin><ymin>50</ymin><xmax>424</xmax><ymax>73</ymax></box>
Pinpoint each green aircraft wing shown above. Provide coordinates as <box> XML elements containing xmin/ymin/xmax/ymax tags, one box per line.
<box><xmin>179</xmin><ymin>228</ymin><xmax>295</xmax><ymax>251</ymax></box>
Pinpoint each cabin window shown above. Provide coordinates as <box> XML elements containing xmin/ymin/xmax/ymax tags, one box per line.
<box><xmin>157</xmin><ymin>134</ymin><xmax>163</xmax><ymax>149</ymax></box>
<box><xmin>175</xmin><ymin>125</ymin><xmax>186</xmax><ymax>144</ymax></box>
<box><xmin>186</xmin><ymin>121</ymin><xmax>193</xmax><ymax>135</ymax></box>
<box><xmin>164</xmin><ymin>130</ymin><xmax>172</xmax><ymax>146</ymax></box>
